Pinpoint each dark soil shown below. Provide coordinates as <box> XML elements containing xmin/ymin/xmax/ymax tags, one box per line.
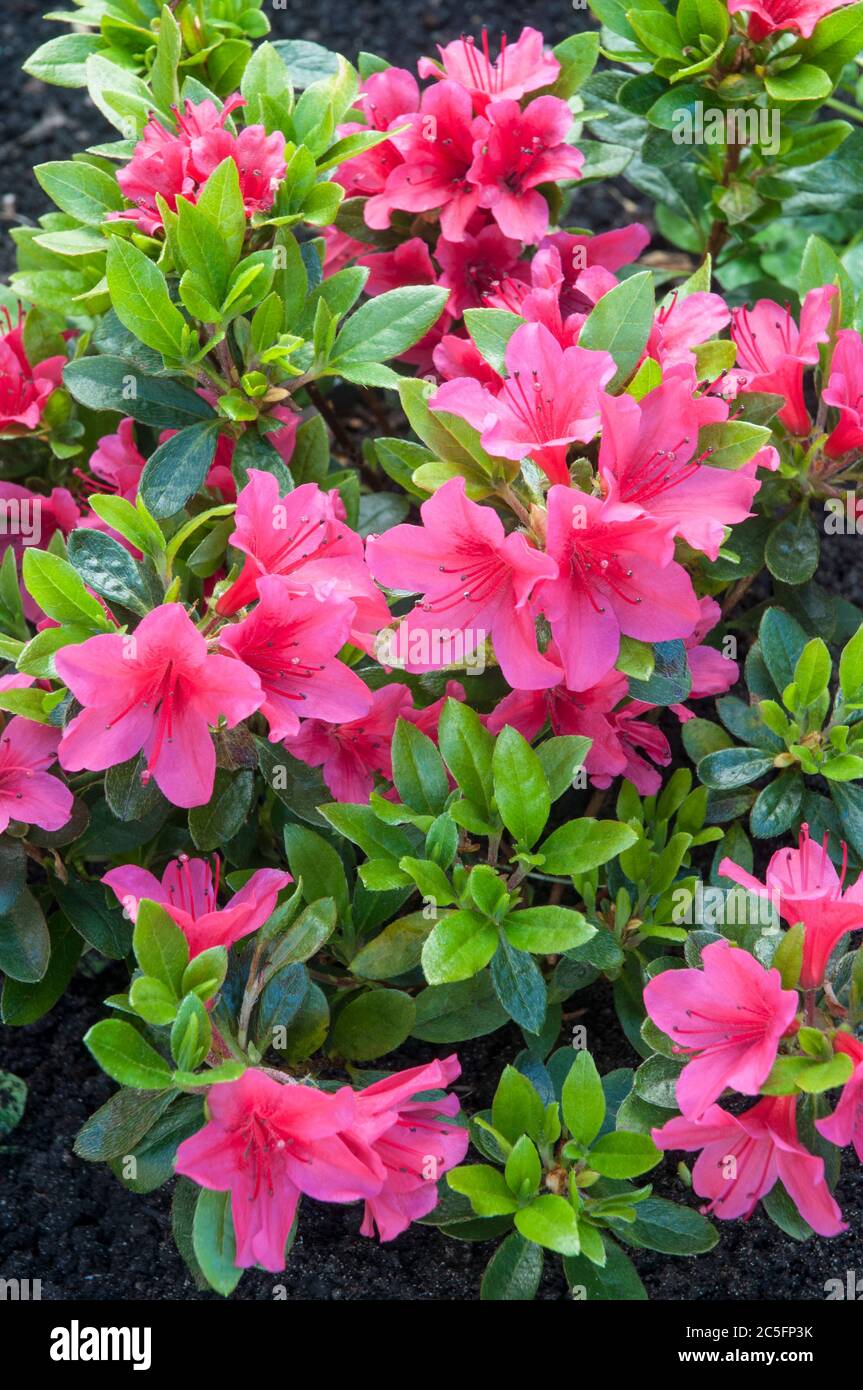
<box><xmin>1</xmin><ymin>0</ymin><xmax>862</xmax><ymax>1302</ymax></box>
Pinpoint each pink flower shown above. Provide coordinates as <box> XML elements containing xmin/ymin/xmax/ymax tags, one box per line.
<box><xmin>103</xmin><ymin>854</ymin><xmax>292</xmax><ymax>958</ymax></box>
<box><xmin>468</xmin><ymin>97</ymin><xmax>583</xmax><ymax>244</ymax></box>
<box><xmin>418</xmin><ymin>28</ymin><xmax>560</xmax><ymax>111</ymax></box>
<box><xmin>406</xmin><ymin>680</ymin><xmax>466</xmax><ymax>742</ymax></box>
<box><xmin>358</xmin><ymin>238</ymin><xmax>451</xmax><ymax>370</ymax></box>
<box><xmin>365</xmin><ymin>476</ymin><xmax>561</xmax><ymax>690</ymax></box>
<box><xmin>285</xmin><ymin>682</ymin><xmax>413</xmax><ymax>803</ymax></box>
<box><xmin>215</xmin><ymin>471</ymin><xmax>388</xmax><ymax>651</ymax></box>
<box><xmin>435</xmin><ymin>223</ymin><xmax>526</xmax><ymax>317</ymax></box>
<box><xmin>670</xmin><ymin>597</ymin><xmax>738</xmax><ymax>721</ymax></box>
<box><xmin>353</xmin><ymin>1055</ymin><xmax>469</xmax><ymax>1240</ymax></box>
<box><xmin>644</xmin><ymin>939</ymin><xmax>798</xmax><ymax>1119</ymax></box>
<box><xmin>487</xmin><ymin>661</ymin><xmax>671</xmax><ymax>794</ymax></box>
<box><xmin>728</xmin><ymin>0</ymin><xmax>852</xmax><ymax>40</ymax></box>
<box><xmin>0</xmin><ymin>310</ymin><xmax>66</xmax><ymax>433</ymax></box>
<box><xmin>597</xmin><ymin>377</ymin><xmax>757</xmax><ymax>561</ymax></box>
<box><xmin>0</xmin><ymin>481</ymin><xmax>79</xmax><ymax>620</ymax></box>
<box><xmin>540</xmin><ymin>226</ymin><xmax>650</xmax><ymax>321</ymax></box>
<box><xmin>0</xmin><ymin>714</ymin><xmax>73</xmax><ymax>836</ymax></box>
<box><xmin>433</xmin><ymin>332</ymin><xmax>504</xmax><ymax>389</ymax></box>
<box><xmin>729</xmin><ymin>286</ymin><xmax>836</xmax><ymax>435</ymax></box>
<box><xmin>218</xmin><ymin>575</ymin><xmax>372</xmax><ymax>742</ymax></box>
<box><xmin>88</xmin><ymin>418</ymin><xmax>148</xmax><ymax>499</ymax></box>
<box><xmin>823</xmin><ymin>328</ymin><xmax>863</xmax><ymax>457</ymax></box>
<box><xmin>174</xmin><ymin>1070</ymin><xmax>383</xmax><ymax>1272</ymax></box>
<box><xmin>483</xmin><ymin>244</ymin><xmax>580</xmax><ymax>347</ymax></box>
<box><xmin>55</xmin><ymin>603</ymin><xmax>263</xmax><ymax>809</ymax></box>
<box><xmin>643</xmin><ymin>291</ymin><xmax>731</xmax><ymax>371</ymax></box>
<box><xmin>377</xmin><ymin>81</ymin><xmax>482</xmax><ymax>241</ymax></box>
<box><xmin>432</xmin><ymin>321</ymin><xmax>616</xmax><ymax>485</ymax></box>
<box><xmin>719</xmin><ymin>826</ymin><xmax>863</xmax><ymax>990</ymax></box>
<box><xmin>652</xmin><ymin>1095</ymin><xmax>846</xmax><ymax>1236</ymax></box>
<box><xmin>534</xmin><ymin>486</ymin><xmax>701</xmax><ymax>692</ymax></box>
<box><xmin>115</xmin><ymin>94</ymin><xmax>285</xmax><ymax>236</ymax></box>
<box><xmin>816</xmin><ymin>1032</ymin><xmax>863</xmax><ymax>1161</ymax></box>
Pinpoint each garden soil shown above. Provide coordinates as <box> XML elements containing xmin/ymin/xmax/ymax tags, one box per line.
<box><xmin>1</xmin><ymin>0</ymin><xmax>862</xmax><ymax>1302</ymax></box>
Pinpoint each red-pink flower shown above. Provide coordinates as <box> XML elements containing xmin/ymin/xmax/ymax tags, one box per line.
<box><xmin>0</xmin><ymin>310</ymin><xmax>66</xmax><ymax>433</ymax></box>
<box><xmin>729</xmin><ymin>286</ymin><xmax>836</xmax><ymax>434</ymax></box>
<box><xmin>285</xmin><ymin>682</ymin><xmax>413</xmax><ymax>803</ymax></box>
<box><xmin>87</xmin><ymin>418</ymin><xmax>148</xmax><ymax>499</ymax></box>
<box><xmin>816</xmin><ymin>1032</ymin><xmax>863</xmax><ymax>1161</ymax></box>
<box><xmin>468</xmin><ymin>96</ymin><xmax>583</xmax><ymax>244</ymax></box>
<box><xmin>435</xmin><ymin>223</ymin><xmax>526</xmax><ymax>317</ymax></box>
<box><xmin>487</xmin><ymin>661</ymin><xmax>671</xmax><ymax>794</ymax></box>
<box><xmin>652</xmin><ymin>1095</ymin><xmax>845</xmax><ymax>1236</ymax></box>
<box><xmin>671</xmin><ymin>597</ymin><xmax>738</xmax><ymax>720</ymax></box>
<box><xmin>358</xmin><ymin>237</ymin><xmax>451</xmax><ymax>369</ymax></box>
<box><xmin>0</xmin><ymin>713</ymin><xmax>73</xmax><ymax>836</ymax></box>
<box><xmin>215</xmin><ymin>471</ymin><xmax>388</xmax><ymax>650</ymax></box>
<box><xmin>377</xmin><ymin>81</ymin><xmax>482</xmax><ymax>241</ymax></box>
<box><xmin>728</xmin><ymin>0</ymin><xmax>852</xmax><ymax>40</ymax></box>
<box><xmin>55</xmin><ymin>603</ymin><xmax>263</xmax><ymax>809</ymax></box>
<box><xmin>433</xmin><ymin>332</ymin><xmax>504</xmax><ymax>389</ymax></box>
<box><xmin>115</xmin><ymin>94</ymin><xmax>285</xmax><ymax>236</ymax></box>
<box><xmin>643</xmin><ymin>291</ymin><xmax>731</xmax><ymax>371</ymax></box>
<box><xmin>418</xmin><ymin>28</ymin><xmax>560</xmax><ymax>111</ymax></box>
<box><xmin>541</xmin><ymin>225</ymin><xmax>650</xmax><ymax>320</ymax></box>
<box><xmin>0</xmin><ymin>481</ymin><xmax>79</xmax><ymax>620</ymax></box>
<box><xmin>534</xmin><ymin>486</ymin><xmax>701</xmax><ymax>692</ymax></box>
<box><xmin>644</xmin><ymin>939</ymin><xmax>798</xmax><ymax>1119</ymax></box>
<box><xmin>218</xmin><ymin>575</ymin><xmax>372</xmax><ymax>742</ymax></box>
<box><xmin>822</xmin><ymin>328</ymin><xmax>863</xmax><ymax>457</ymax></box>
<box><xmin>719</xmin><ymin>825</ymin><xmax>863</xmax><ymax>990</ymax></box>
<box><xmin>597</xmin><ymin>377</ymin><xmax>757</xmax><ymax>561</ymax></box>
<box><xmin>353</xmin><ymin>1055</ymin><xmax>469</xmax><ymax>1240</ymax></box>
<box><xmin>103</xmin><ymin>854</ymin><xmax>292</xmax><ymax>959</ymax></box>
<box><xmin>365</xmin><ymin>476</ymin><xmax>561</xmax><ymax>690</ymax></box>
<box><xmin>483</xmin><ymin>244</ymin><xmax>579</xmax><ymax>347</ymax></box>
<box><xmin>174</xmin><ymin>1070</ymin><xmax>383</xmax><ymax>1271</ymax></box>
<box><xmin>432</xmin><ymin>321</ymin><xmax>616</xmax><ymax>485</ymax></box>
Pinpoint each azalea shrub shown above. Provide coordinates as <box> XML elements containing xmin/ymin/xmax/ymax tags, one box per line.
<box><xmin>2</xmin><ymin>0</ymin><xmax>863</xmax><ymax>1302</ymax></box>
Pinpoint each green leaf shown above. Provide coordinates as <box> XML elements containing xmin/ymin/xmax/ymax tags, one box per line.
<box><xmin>67</xmin><ymin>528</ymin><xmax>161</xmax><ymax>616</ymax></box>
<box><xmin>21</xmin><ymin>548</ymin><xmax>108</xmax><ymax>630</ymax></box>
<box><xmin>515</xmin><ymin>1195</ymin><xmax>581</xmax><ymax>1256</ymax></box>
<box><xmin>588</xmin><ymin>1130</ymin><xmax>661</xmax><ymax>1179</ymax></box>
<box><xmin>2</xmin><ymin>913</ymin><xmax>82</xmax><ymax>1026</ymax></box>
<box><xmin>193</xmin><ymin>1188</ymin><xmax>243</xmax><ymax>1294</ymax></box>
<box><xmin>765</xmin><ymin>508</ymin><xmax>820</xmax><ymax>585</ymax></box>
<box><xmin>579</xmin><ymin>271</ymin><xmax>654</xmax><ymax>387</ymax></box>
<box><xmin>839</xmin><ymin>623</ymin><xmax>863</xmax><ymax>701</ymax></box>
<box><xmin>56</xmin><ymin>878</ymin><xmax>133</xmax><ymax>959</ymax></box>
<box><xmin>35</xmin><ymin>159</ymin><xmax>124</xmax><ymax>225</ymax></box>
<box><xmin>504</xmin><ymin>906</ymin><xmax>594</xmax><ymax>954</ymax></box>
<box><xmin>350</xmin><ymin>912</ymin><xmax>433</xmax><ymax>979</ymax></box>
<box><xmin>697</xmin><ymin>747</ymin><xmax>775</xmax><ymax>790</ymax></box>
<box><xmin>538</xmin><ymin>819</ymin><xmax>637</xmax><ymax>875</ymax></box>
<box><xmin>171</xmin><ymin>992</ymin><xmax>212</xmax><ymax>1071</ymax></box>
<box><xmin>0</xmin><ymin>1071</ymin><xmax>27</xmax><ymax>1137</ymax></box>
<box><xmin>63</xmin><ymin>356</ymin><xmax>215</xmax><ymax>429</ymax></box>
<box><xmin>89</xmin><ymin>495</ymin><xmax>166</xmax><ymax>562</ymax></box>
<box><xmin>328</xmin><ymin>988</ymin><xmax>416</xmax><ymax>1061</ymax></box>
<box><xmin>0</xmin><ymin>890</ymin><xmax>50</xmax><ymax>983</ymax></box>
<box><xmin>535</xmin><ymin>735</ymin><xmax>591</xmax><ymax>802</ymax></box>
<box><xmin>106</xmin><ymin>238</ymin><xmax>189</xmax><ymax>360</ymax></box>
<box><xmin>438</xmin><ymin>698</ymin><xmax>495</xmax><ymax>816</ymax></box>
<box><xmin>84</xmin><ymin>1019</ymin><xmax>174</xmax><ymax>1090</ymax></box>
<box><xmin>330</xmin><ymin>285</ymin><xmax>450</xmax><ymax>365</ymax></box>
<box><xmin>139</xmin><ymin>421</ymin><xmax>222</xmax><ymax>519</ymax></box>
<box><xmin>764</xmin><ymin>63</ymin><xmax>832</xmax><ymax>102</ymax></box>
<box><xmin>564</xmin><ymin>1237</ymin><xmax>647</xmax><ymax>1299</ymax></box>
<box><xmin>24</xmin><ymin>32</ymin><xmax>102</xmax><ymax>87</ymax></box>
<box><xmin>283</xmin><ymin>823</ymin><xmax>349</xmax><ymax>920</ymax></box>
<box><xmin>412</xmin><ymin>973</ymin><xmax>508</xmax><ymax>1042</ymax></box>
<box><xmin>760</xmin><ymin>608</ymin><xmax>809</xmax><ymax>691</ymax></box>
<box><xmin>480</xmin><ymin>1231</ymin><xmax>543</xmax><ymax>1300</ymax></box>
<box><xmin>422</xmin><ymin>911</ymin><xmax>499</xmax><ymax>984</ymax></box>
<box><xmin>448</xmin><ymin>1164</ymin><xmax>519</xmax><ymax>1216</ymax></box>
<box><xmin>492</xmin><ymin>725</ymin><xmax>550</xmax><ymax>849</ymax></box>
<box><xmin>750</xmin><ymin>770</ymin><xmax>804</xmax><ymax>839</ymax></box>
<box><xmin>628</xmin><ymin>639</ymin><xmax>691</xmax><ymax>705</ymax></box>
<box><xmin>491</xmin><ymin>935</ymin><xmax>547</xmax><ymax>1033</ymax></box>
<box><xmin>463</xmin><ymin>308</ymin><xmax>524</xmax><ymax>376</ymax></box>
<box><xmin>391</xmin><ymin>718</ymin><xmax>450</xmax><ymax>815</ymax></box>
<box><xmin>133</xmin><ymin>899</ymin><xmax>189</xmax><ymax>997</ymax></box>
<box><xmin>610</xmin><ymin>1196</ymin><xmax>718</xmax><ymax>1253</ymax></box>
<box><xmin>189</xmin><ymin>769</ymin><xmax>254</xmax><ymax>852</ymax></box>
<box><xmin>562</xmin><ymin>1051</ymin><xmax>606</xmax><ymax>1148</ymax></box>
<box><xmin>492</xmin><ymin>1063</ymin><xmax>545</xmax><ymax>1144</ymax></box>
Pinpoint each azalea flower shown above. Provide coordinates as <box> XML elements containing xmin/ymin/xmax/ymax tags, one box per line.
<box><xmin>816</xmin><ymin>1032</ymin><xmax>863</xmax><ymax>1160</ymax></box>
<box><xmin>719</xmin><ymin>825</ymin><xmax>863</xmax><ymax>989</ymax></box>
<box><xmin>335</xmin><ymin>66</ymin><xmax>419</xmax><ymax>227</ymax></box>
<box><xmin>358</xmin><ymin>238</ymin><xmax>452</xmax><ymax>370</ymax></box>
<box><xmin>0</xmin><ymin>481</ymin><xmax>79</xmax><ymax>620</ymax></box>
<box><xmin>670</xmin><ymin>597</ymin><xmax>739</xmax><ymax>720</ymax></box>
<box><xmin>215</xmin><ymin>471</ymin><xmax>388</xmax><ymax>651</ymax></box>
<box><xmin>542</xmin><ymin>225</ymin><xmax>651</xmax><ymax>319</ymax></box>
<box><xmin>644</xmin><ymin>939</ymin><xmax>798</xmax><ymax>1118</ymax></box>
<box><xmin>218</xmin><ymin>575</ymin><xmax>372</xmax><ymax>742</ymax></box>
<box><xmin>418</xmin><ymin>28</ymin><xmax>560</xmax><ymax>110</ymax></box>
<box><xmin>376</xmin><ymin>81</ymin><xmax>482</xmax><ymax>241</ymax></box>
<box><xmin>534</xmin><ymin>485</ymin><xmax>701</xmax><ymax>692</ymax></box>
<box><xmin>365</xmin><ymin>476</ymin><xmax>561</xmax><ymax>690</ymax></box>
<box><xmin>103</xmin><ymin>854</ymin><xmax>292</xmax><ymax>958</ymax></box>
<box><xmin>174</xmin><ymin>1071</ymin><xmax>383</xmax><ymax>1272</ymax></box>
<box><xmin>728</xmin><ymin>0</ymin><xmax>852</xmax><ymax>41</ymax></box>
<box><xmin>433</xmin><ymin>332</ymin><xmax>505</xmax><ymax>389</ymax></box>
<box><xmin>115</xmin><ymin>94</ymin><xmax>286</xmax><ymax>236</ymax></box>
<box><xmin>0</xmin><ymin>713</ymin><xmax>73</xmax><ymax>836</ymax></box>
<box><xmin>406</xmin><ymin>680</ymin><xmax>466</xmax><ymax>742</ymax></box>
<box><xmin>643</xmin><ymin>290</ymin><xmax>731</xmax><ymax>371</ymax></box>
<box><xmin>353</xmin><ymin>1055</ymin><xmax>469</xmax><ymax>1240</ymax></box>
<box><xmin>0</xmin><ymin>308</ymin><xmax>66</xmax><ymax>434</ymax></box>
<box><xmin>431</xmin><ymin>321</ymin><xmax>616</xmax><ymax>485</ymax></box>
<box><xmin>652</xmin><ymin>1095</ymin><xmax>846</xmax><ymax>1236</ymax></box>
<box><xmin>728</xmin><ymin>285</ymin><xmax>836</xmax><ymax>435</ymax></box>
<box><xmin>487</xmin><ymin>659</ymin><xmax>671</xmax><ymax>794</ymax></box>
<box><xmin>483</xmin><ymin>244</ymin><xmax>580</xmax><ymax>347</ymax></box>
<box><xmin>87</xmin><ymin>419</ymin><xmax>149</xmax><ymax>500</ymax></box>
<box><xmin>285</xmin><ymin>682</ymin><xmax>413</xmax><ymax>803</ymax></box>
<box><xmin>468</xmin><ymin>97</ymin><xmax>584</xmax><ymax>244</ymax></box>
<box><xmin>55</xmin><ymin>603</ymin><xmax>263</xmax><ymax>809</ymax></box>
<box><xmin>597</xmin><ymin>377</ymin><xmax>758</xmax><ymax>561</ymax></box>
<box><xmin>822</xmin><ymin>328</ymin><xmax>863</xmax><ymax>458</ymax></box>
<box><xmin>435</xmin><ymin>223</ymin><xmax>527</xmax><ymax>317</ymax></box>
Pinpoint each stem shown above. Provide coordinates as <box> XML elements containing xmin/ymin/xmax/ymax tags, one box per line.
<box><xmin>703</xmin><ymin>142</ymin><xmax>743</xmax><ymax>267</ymax></box>
<box><xmin>585</xmin><ymin>787</ymin><xmax>608</xmax><ymax>819</ymax></box>
<box><xmin>826</xmin><ymin>96</ymin><xmax>863</xmax><ymax>124</ymax></box>
<box><xmin>497</xmin><ymin>484</ymin><xmax>533</xmax><ymax>529</ymax></box>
